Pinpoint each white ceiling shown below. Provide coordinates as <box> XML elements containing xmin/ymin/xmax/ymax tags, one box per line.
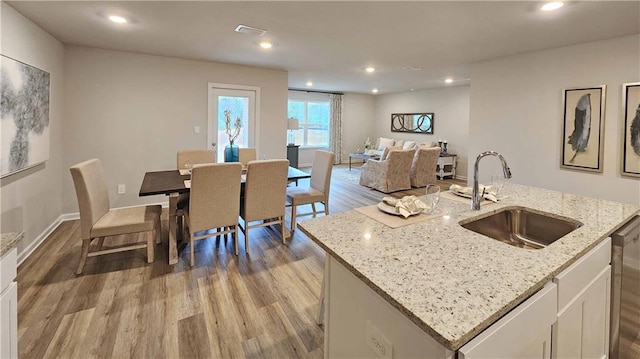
<box><xmin>6</xmin><ymin>1</ymin><xmax>640</xmax><ymax>95</ymax></box>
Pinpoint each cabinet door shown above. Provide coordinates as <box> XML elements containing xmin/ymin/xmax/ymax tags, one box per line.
<box><xmin>459</xmin><ymin>282</ymin><xmax>557</xmax><ymax>359</ymax></box>
<box><xmin>0</xmin><ymin>282</ymin><xmax>18</xmax><ymax>359</ymax></box>
<box><xmin>553</xmin><ymin>265</ymin><xmax>611</xmax><ymax>359</ymax></box>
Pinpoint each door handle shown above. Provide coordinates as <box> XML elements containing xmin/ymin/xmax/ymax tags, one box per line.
<box><xmin>211</xmin><ymin>142</ymin><xmax>217</xmax><ymax>147</ymax></box>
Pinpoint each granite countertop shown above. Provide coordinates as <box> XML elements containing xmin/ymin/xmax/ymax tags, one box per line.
<box><xmin>298</xmin><ymin>183</ymin><xmax>639</xmax><ymax>351</ymax></box>
<box><xmin>0</xmin><ymin>232</ymin><xmax>22</xmax><ymax>257</ymax></box>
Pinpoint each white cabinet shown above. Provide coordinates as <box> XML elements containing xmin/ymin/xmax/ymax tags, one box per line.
<box><xmin>458</xmin><ymin>282</ymin><xmax>557</xmax><ymax>359</ymax></box>
<box><xmin>553</xmin><ymin>238</ymin><xmax>611</xmax><ymax>359</ymax></box>
<box><xmin>0</xmin><ymin>247</ymin><xmax>18</xmax><ymax>359</ymax></box>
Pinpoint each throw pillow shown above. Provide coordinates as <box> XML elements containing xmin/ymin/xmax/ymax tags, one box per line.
<box><xmin>377</xmin><ymin>137</ymin><xmax>395</xmax><ymax>151</ymax></box>
<box><xmin>402</xmin><ymin>141</ymin><xmax>416</xmax><ymax>150</ymax></box>
<box><xmin>394</xmin><ymin>139</ymin><xmax>405</xmax><ymax>147</ymax></box>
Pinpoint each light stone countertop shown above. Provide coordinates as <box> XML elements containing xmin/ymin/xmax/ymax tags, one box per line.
<box><xmin>298</xmin><ymin>183</ymin><xmax>639</xmax><ymax>351</ymax></box>
<box><xmin>1</xmin><ymin>232</ymin><xmax>22</xmax><ymax>257</ymax></box>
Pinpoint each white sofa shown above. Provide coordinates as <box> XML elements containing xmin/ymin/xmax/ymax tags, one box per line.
<box><xmin>366</xmin><ymin>136</ymin><xmax>437</xmax><ymax>157</ymax></box>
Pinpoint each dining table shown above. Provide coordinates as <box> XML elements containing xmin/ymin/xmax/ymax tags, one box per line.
<box><xmin>139</xmin><ymin>166</ymin><xmax>312</xmax><ymax>265</ymax></box>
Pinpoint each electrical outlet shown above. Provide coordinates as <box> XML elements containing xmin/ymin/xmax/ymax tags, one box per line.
<box><xmin>194</xmin><ymin>126</ymin><xmax>200</xmax><ymax>134</ymax></box>
<box><xmin>117</xmin><ymin>184</ymin><xmax>126</xmax><ymax>195</ymax></box>
<box><xmin>366</xmin><ymin>320</ymin><xmax>392</xmax><ymax>359</ymax></box>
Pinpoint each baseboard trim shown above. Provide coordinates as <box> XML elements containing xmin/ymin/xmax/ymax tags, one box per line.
<box><xmin>17</xmin><ymin>201</ymin><xmax>169</xmax><ymax>266</ymax></box>
<box><xmin>18</xmin><ymin>215</ymin><xmax>64</xmax><ymax>266</ymax></box>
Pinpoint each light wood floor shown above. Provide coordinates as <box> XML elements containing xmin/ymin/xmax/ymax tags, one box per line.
<box><xmin>24</xmin><ymin>166</ymin><xmax>640</xmax><ymax>358</ymax></box>
<box><xmin>17</xmin><ymin>165</ymin><xmax>465</xmax><ymax>358</ymax></box>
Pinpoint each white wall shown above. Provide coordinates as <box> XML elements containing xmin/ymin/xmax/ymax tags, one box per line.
<box><xmin>469</xmin><ymin>34</ymin><xmax>640</xmax><ymax>204</ymax></box>
<box><xmin>1</xmin><ymin>3</ymin><xmax>65</xmax><ymax>255</ymax></box>
<box><xmin>62</xmin><ymin>46</ymin><xmax>288</xmax><ymax>212</ymax></box>
<box><xmin>374</xmin><ymin>86</ymin><xmax>471</xmax><ymax>179</ymax></box>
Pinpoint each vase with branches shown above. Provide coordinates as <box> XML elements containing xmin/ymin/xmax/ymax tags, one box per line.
<box><xmin>224</xmin><ymin>109</ymin><xmax>242</xmax><ymax>162</ymax></box>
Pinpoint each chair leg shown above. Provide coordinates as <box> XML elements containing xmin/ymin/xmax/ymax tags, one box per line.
<box><xmin>146</xmin><ymin>230</ymin><xmax>154</xmax><ymax>263</ymax></box>
<box><xmin>96</xmin><ymin>237</ymin><xmax>105</xmax><ymax>250</ymax></box>
<box><xmin>155</xmin><ymin>218</ymin><xmax>162</xmax><ymax>244</ymax></box>
<box><xmin>177</xmin><ymin>216</ymin><xmax>184</xmax><ymax>242</ymax></box>
<box><xmin>190</xmin><ymin>233</ymin><xmax>195</xmax><ymax>267</ymax></box>
<box><xmin>244</xmin><ymin>226</ymin><xmax>249</xmax><ymax>254</ymax></box>
<box><xmin>233</xmin><ymin>226</ymin><xmax>239</xmax><ymax>256</ymax></box>
<box><xmin>311</xmin><ymin>203</ymin><xmax>317</xmax><ymax>217</ymax></box>
<box><xmin>290</xmin><ymin>204</ymin><xmax>297</xmax><ymax>232</ymax></box>
<box><xmin>325</xmin><ymin>198</ymin><xmax>330</xmax><ymax>215</ymax></box>
<box><xmin>281</xmin><ymin>216</ymin><xmax>286</xmax><ymax>244</ymax></box>
<box><xmin>76</xmin><ymin>238</ymin><xmax>91</xmax><ymax>275</ymax></box>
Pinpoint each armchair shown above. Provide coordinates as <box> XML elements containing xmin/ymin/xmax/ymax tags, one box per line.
<box><xmin>410</xmin><ymin>146</ymin><xmax>441</xmax><ymax>188</ymax></box>
<box><xmin>359</xmin><ymin>148</ymin><xmax>416</xmax><ymax>193</ymax></box>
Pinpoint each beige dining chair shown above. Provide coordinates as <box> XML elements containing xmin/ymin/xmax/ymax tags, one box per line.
<box><xmin>70</xmin><ymin>159</ymin><xmax>161</xmax><ymax>274</ymax></box>
<box><xmin>176</xmin><ymin>149</ymin><xmax>215</xmax><ymax>239</ymax></box>
<box><xmin>410</xmin><ymin>146</ymin><xmax>441</xmax><ymax>188</ymax></box>
<box><xmin>238</xmin><ymin>147</ymin><xmax>257</xmax><ymax>167</ymax></box>
<box><xmin>184</xmin><ymin>163</ymin><xmax>242</xmax><ymax>266</ymax></box>
<box><xmin>239</xmin><ymin>159</ymin><xmax>289</xmax><ymax>252</ymax></box>
<box><xmin>286</xmin><ymin>150</ymin><xmax>335</xmax><ymax>232</ymax></box>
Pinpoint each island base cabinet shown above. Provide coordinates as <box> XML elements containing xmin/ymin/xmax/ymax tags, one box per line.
<box><xmin>0</xmin><ymin>282</ymin><xmax>18</xmax><ymax>359</ymax></box>
<box><xmin>324</xmin><ymin>257</ymin><xmax>455</xmax><ymax>359</ymax></box>
<box><xmin>458</xmin><ymin>282</ymin><xmax>557</xmax><ymax>359</ymax></box>
<box><xmin>552</xmin><ymin>237</ymin><xmax>611</xmax><ymax>359</ymax></box>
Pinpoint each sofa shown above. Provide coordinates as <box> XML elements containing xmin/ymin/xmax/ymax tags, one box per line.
<box><xmin>366</xmin><ymin>136</ymin><xmax>437</xmax><ymax>157</ymax></box>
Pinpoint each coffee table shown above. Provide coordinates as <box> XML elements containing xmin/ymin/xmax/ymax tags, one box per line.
<box><xmin>349</xmin><ymin>152</ymin><xmax>379</xmax><ymax>170</ymax></box>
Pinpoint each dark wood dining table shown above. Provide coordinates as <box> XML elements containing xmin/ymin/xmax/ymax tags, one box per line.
<box><xmin>139</xmin><ymin>166</ymin><xmax>311</xmax><ymax>265</ymax></box>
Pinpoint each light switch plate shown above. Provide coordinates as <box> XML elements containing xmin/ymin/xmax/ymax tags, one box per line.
<box><xmin>366</xmin><ymin>320</ymin><xmax>393</xmax><ymax>359</ymax></box>
<box><xmin>117</xmin><ymin>184</ymin><xmax>125</xmax><ymax>195</ymax></box>
<box><xmin>194</xmin><ymin>126</ymin><xmax>200</xmax><ymax>134</ymax></box>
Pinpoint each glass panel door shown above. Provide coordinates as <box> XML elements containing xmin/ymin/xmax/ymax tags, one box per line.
<box><xmin>210</xmin><ymin>88</ymin><xmax>256</xmax><ymax>163</ymax></box>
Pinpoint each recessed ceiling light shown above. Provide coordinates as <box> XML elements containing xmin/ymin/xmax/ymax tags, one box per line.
<box><xmin>445</xmin><ymin>78</ymin><xmax>454</xmax><ymax>84</ymax></box>
<box><xmin>108</xmin><ymin>15</ymin><xmax>127</xmax><ymax>24</ymax></box>
<box><xmin>306</xmin><ymin>81</ymin><xmax>313</xmax><ymax>87</ymax></box>
<box><xmin>259</xmin><ymin>41</ymin><xmax>273</xmax><ymax>49</ymax></box>
<box><xmin>541</xmin><ymin>2</ymin><xmax>564</xmax><ymax>11</ymax></box>
<box><xmin>365</xmin><ymin>67</ymin><xmax>375</xmax><ymax>73</ymax></box>
<box><xmin>372</xmin><ymin>88</ymin><xmax>378</xmax><ymax>94</ymax></box>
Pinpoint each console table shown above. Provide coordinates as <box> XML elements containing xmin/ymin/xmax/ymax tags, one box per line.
<box><xmin>437</xmin><ymin>153</ymin><xmax>457</xmax><ymax>180</ymax></box>
<box><xmin>287</xmin><ymin>145</ymin><xmax>299</xmax><ymax>168</ymax></box>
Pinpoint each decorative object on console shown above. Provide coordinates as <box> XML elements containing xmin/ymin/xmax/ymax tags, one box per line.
<box><xmin>391</xmin><ymin>113</ymin><xmax>434</xmax><ymax>134</ymax></box>
<box><xmin>442</xmin><ymin>140</ymin><xmax>448</xmax><ymax>155</ymax></box>
<box><xmin>561</xmin><ymin>85</ymin><xmax>606</xmax><ymax>173</ymax></box>
<box><xmin>1</xmin><ymin>55</ymin><xmax>51</xmax><ymax>178</ymax></box>
<box><xmin>622</xmin><ymin>82</ymin><xmax>640</xmax><ymax>178</ymax></box>
<box><xmin>287</xmin><ymin>117</ymin><xmax>300</xmax><ymax>146</ymax></box>
<box><xmin>224</xmin><ymin>109</ymin><xmax>242</xmax><ymax>162</ymax></box>
<box><xmin>364</xmin><ymin>137</ymin><xmax>371</xmax><ymax>151</ymax></box>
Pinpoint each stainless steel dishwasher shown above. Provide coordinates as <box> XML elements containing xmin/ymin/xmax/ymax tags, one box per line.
<box><xmin>610</xmin><ymin>215</ymin><xmax>640</xmax><ymax>359</ymax></box>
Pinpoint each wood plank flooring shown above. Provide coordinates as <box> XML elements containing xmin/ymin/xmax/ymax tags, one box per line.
<box><xmin>21</xmin><ymin>165</ymin><xmax>638</xmax><ymax>358</ymax></box>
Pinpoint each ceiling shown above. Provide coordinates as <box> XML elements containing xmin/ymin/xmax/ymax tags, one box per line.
<box><xmin>6</xmin><ymin>1</ymin><xmax>640</xmax><ymax>95</ymax></box>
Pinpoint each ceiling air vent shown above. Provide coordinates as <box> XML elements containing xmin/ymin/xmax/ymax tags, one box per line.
<box><xmin>234</xmin><ymin>24</ymin><xmax>267</xmax><ymax>36</ymax></box>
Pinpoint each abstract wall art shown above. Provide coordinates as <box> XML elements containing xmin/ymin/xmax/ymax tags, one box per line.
<box><xmin>1</xmin><ymin>55</ymin><xmax>50</xmax><ymax>177</ymax></box>
<box><xmin>561</xmin><ymin>85</ymin><xmax>606</xmax><ymax>172</ymax></box>
<box><xmin>621</xmin><ymin>82</ymin><xmax>640</xmax><ymax>178</ymax></box>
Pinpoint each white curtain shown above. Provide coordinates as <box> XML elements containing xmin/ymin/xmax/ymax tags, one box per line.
<box><xmin>329</xmin><ymin>94</ymin><xmax>343</xmax><ymax>164</ymax></box>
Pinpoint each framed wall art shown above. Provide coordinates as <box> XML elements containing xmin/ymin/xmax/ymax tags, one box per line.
<box><xmin>391</xmin><ymin>113</ymin><xmax>434</xmax><ymax>134</ymax></box>
<box><xmin>560</xmin><ymin>85</ymin><xmax>606</xmax><ymax>172</ymax></box>
<box><xmin>621</xmin><ymin>82</ymin><xmax>640</xmax><ymax>178</ymax></box>
<box><xmin>0</xmin><ymin>55</ymin><xmax>50</xmax><ymax>178</ymax></box>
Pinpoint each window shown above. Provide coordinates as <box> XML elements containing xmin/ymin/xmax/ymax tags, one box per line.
<box><xmin>288</xmin><ymin>99</ymin><xmax>330</xmax><ymax>147</ymax></box>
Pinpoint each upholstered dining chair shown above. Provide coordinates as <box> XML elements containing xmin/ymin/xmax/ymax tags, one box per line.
<box><xmin>286</xmin><ymin>150</ymin><xmax>335</xmax><ymax>232</ymax></box>
<box><xmin>239</xmin><ymin>159</ymin><xmax>289</xmax><ymax>252</ymax></box>
<box><xmin>410</xmin><ymin>146</ymin><xmax>441</xmax><ymax>188</ymax></box>
<box><xmin>70</xmin><ymin>159</ymin><xmax>161</xmax><ymax>274</ymax></box>
<box><xmin>176</xmin><ymin>149</ymin><xmax>215</xmax><ymax>239</ymax></box>
<box><xmin>359</xmin><ymin>148</ymin><xmax>416</xmax><ymax>193</ymax></box>
<box><xmin>184</xmin><ymin>163</ymin><xmax>242</xmax><ymax>266</ymax></box>
<box><xmin>238</xmin><ymin>147</ymin><xmax>257</xmax><ymax>167</ymax></box>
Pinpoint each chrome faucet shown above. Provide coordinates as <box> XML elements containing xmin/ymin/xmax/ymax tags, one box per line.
<box><xmin>472</xmin><ymin>151</ymin><xmax>512</xmax><ymax>210</ymax></box>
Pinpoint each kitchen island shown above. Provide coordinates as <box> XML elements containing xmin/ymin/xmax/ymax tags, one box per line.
<box><xmin>298</xmin><ymin>184</ymin><xmax>639</xmax><ymax>357</ymax></box>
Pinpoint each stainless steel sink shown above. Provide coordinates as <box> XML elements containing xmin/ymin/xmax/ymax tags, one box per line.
<box><xmin>459</xmin><ymin>206</ymin><xmax>583</xmax><ymax>249</ymax></box>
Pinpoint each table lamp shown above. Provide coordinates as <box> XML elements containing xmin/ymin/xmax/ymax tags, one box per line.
<box><xmin>288</xmin><ymin>117</ymin><xmax>299</xmax><ymax>145</ymax></box>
